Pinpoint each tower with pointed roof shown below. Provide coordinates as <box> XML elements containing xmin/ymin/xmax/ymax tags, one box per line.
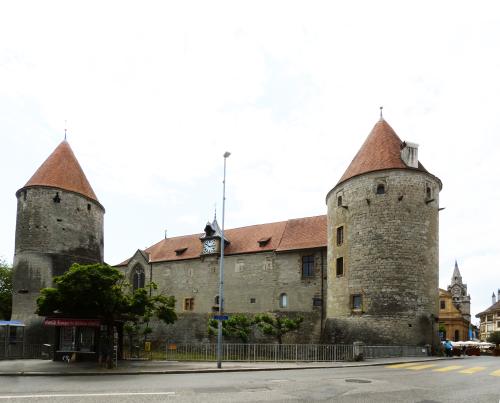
<box><xmin>11</xmin><ymin>140</ymin><xmax>104</xmax><ymax>342</ymax></box>
<box><xmin>447</xmin><ymin>260</ymin><xmax>471</xmax><ymax>321</ymax></box>
<box><xmin>324</xmin><ymin>117</ymin><xmax>442</xmax><ymax>346</ymax></box>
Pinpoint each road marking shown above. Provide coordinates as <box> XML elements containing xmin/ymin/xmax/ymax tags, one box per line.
<box><xmin>490</xmin><ymin>369</ymin><xmax>500</xmax><ymax>377</ymax></box>
<box><xmin>458</xmin><ymin>367</ymin><xmax>486</xmax><ymax>374</ymax></box>
<box><xmin>386</xmin><ymin>363</ymin><xmax>421</xmax><ymax>368</ymax></box>
<box><xmin>432</xmin><ymin>365</ymin><xmax>464</xmax><ymax>372</ymax></box>
<box><xmin>0</xmin><ymin>392</ymin><xmax>176</xmax><ymax>400</ymax></box>
<box><xmin>406</xmin><ymin>364</ymin><xmax>438</xmax><ymax>370</ymax></box>
<box><xmin>269</xmin><ymin>379</ymin><xmax>289</xmax><ymax>383</ymax></box>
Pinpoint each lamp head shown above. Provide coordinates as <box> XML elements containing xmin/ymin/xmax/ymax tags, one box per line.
<box><xmin>223</xmin><ymin>151</ymin><xmax>231</xmax><ymax>158</ymax></box>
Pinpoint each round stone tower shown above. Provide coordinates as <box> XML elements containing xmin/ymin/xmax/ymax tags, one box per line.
<box><xmin>324</xmin><ymin>118</ymin><xmax>442</xmax><ymax>346</ymax></box>
<box><xmin>11</xmin><ymin>140</ymin><xmax>104</xmax><ymax>342</ymax></box>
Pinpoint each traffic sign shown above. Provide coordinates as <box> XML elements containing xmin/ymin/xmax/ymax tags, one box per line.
<box><xmin>213</xmin><ymin>315</ymin><xmax>229</xmax><ymax>321</ymax></box>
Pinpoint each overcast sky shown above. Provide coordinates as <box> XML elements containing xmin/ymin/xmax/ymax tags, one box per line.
<box><xmin>1</xmin><ymin>1</ymin><xmax>499</xmax><ymax>323</ymax></box>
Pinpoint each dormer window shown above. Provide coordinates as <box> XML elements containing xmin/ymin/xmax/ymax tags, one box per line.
<box><xmin>258</xmin><ymin>237</ymin><xmax>271</xmax><ymax>247</ymax></box>
<box><xmin>175</xmin><ymin>247</ymin><xmax>188</xmax><ymax>256</ymax></box>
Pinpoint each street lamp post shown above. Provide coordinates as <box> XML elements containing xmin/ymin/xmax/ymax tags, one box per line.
<box><xmin>217</xmin><ymin>151</ymin><xmax>230</xmax><ymax>369</ymax></box>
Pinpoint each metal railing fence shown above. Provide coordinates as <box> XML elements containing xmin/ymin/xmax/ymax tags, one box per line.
<box><xmin>165</xmin><ymin>343</ymin><xmax>354</xmax><ymax>362</ymax></box>
<box><xmin>0</xmin><ymin>341</ymin><xmax>52</xmax><ymax>360</ymax></box>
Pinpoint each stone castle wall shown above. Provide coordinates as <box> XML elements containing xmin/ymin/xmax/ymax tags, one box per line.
<box><xmin>325</xmin><ymin>169</ymin><xmax>441</xmax><ymax>345</ymax></box>
<box><xmin>12</xmin><ymin>186</ymin><xmax>104</xmax><ymax>341</ymax></box>
<box><xmin>120</xmin><ymin>248</ymin><xmax>327</xmax><ymax>343</ymax></box>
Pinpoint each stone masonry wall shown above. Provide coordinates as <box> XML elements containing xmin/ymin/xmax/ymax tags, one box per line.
<box><xmin>12</xmin><ymin>186</ymin><xmax>104</xmax><ymax>342</ymax></box>
<box><xmin>120</xmin><ymin>248</ymin><xmax>327</xmax><ymax>343</ymax></box>
<box><xmin>325</xmin><ymin>169</ymin><xmax>440</xmax><ymax>346</ymax></box>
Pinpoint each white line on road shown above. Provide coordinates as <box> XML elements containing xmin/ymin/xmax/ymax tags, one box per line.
<box><xmin>0</xmin><ymin>392</ymin><xmax>176</xmax><ymax>399</ymax></box>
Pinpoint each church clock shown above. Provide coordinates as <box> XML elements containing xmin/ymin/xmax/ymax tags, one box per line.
<box><xmin>202</xmin><ymin>239</ymin><xmax>217</xmax><ymax>254</ymax></box>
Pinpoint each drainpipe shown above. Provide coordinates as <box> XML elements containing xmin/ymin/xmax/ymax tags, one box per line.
<box><xmin>320</xmin><ymin>248</ymin><xmax>325</xmax><ymax>339</ymax></box>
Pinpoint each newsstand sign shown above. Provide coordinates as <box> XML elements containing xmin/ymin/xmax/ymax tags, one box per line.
<box><xmin>43</xmin><ymin>318</ymin><xmax>101</xmax><ymax>327</ymax></box>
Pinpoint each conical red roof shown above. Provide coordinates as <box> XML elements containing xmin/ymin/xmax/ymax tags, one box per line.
<box><xmin>22</xmin><ymin>141</ymin><xmax>98</xmax><ymax>202</ymax></box>
<box><xmin>337</xmin><ymin>119</ymin><xmax>427</xmax><ymax>185</ymax></box>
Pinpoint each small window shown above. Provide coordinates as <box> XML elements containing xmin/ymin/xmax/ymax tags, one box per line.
<box><xmin>337</xmin><ymin>195</ymin><xmax>343</xmax><ymax>206</ymax></box>
<box><xmin>312</xmin><ymin>297</ymin><xmax>322</xmax><ymax>307</ymax></box>
<box><xmin>132</xmin><ymin>265</ymin><xmax>145</xmax><ymax>290</ymax></box>
<box><xmin>214</xmin><ymin>295</ymin><xmax>220</xmax><ymax>305</ymax></box>
<box><xmin>336</xmin><ymin>226</ymin><xmax>344</xmax><ymax>246</ymax></box>
<box><xmin>250</xmin><ymin>298</ymin><xmax>256</xmax><ymax>304</ymax></box>
<box><xmin>87</xmin><ymin>203</ymin><xmax>91</xmax><ymax>211</ymax></box>
<box><xmin>376</xmin><ymin>184</ymin><xmax>385</xmax><ymax>194</ymax></box>
<box><xmin>336</xmin><ymin>257</ymin><xmax>344</xmax><ymax>276</ymax></box>
<box><xmin>426</xmin><ymin>186</ymin><xmax>432</xmax><ymax>199</ymax></box>
<box><xmin>184</xmin><ymin>297</ymin><xmax>194</xmax><ymax>311</ymax></box>
<box><xmin>258</xmin><ymin>237</ymin><xmax>271</xmax><ymax>247</ymax></box>
<box><xmin>352</xmin><ymin>294</ymin><xmax>362</xmax><ymax>310</ymax></box>
<box><xmin>487</xmin><ymin>315</ymin><xmax>493</xmax><ymax>322</ymax></box>
<box><xmin>440</xmin><ymin>300</ymin><xmax>445</xmax><ymax>309</ymax></box>
<box><xmin>175</xmin><ymin>247</ymin><xmax>188</xmax><ymax>256</ymax></box>
<box><xmin>302</xmin><ymin>255</ymin><xmax>314</xmax><ymax>278</ymax></box>
<box><xmin>53</xmin><ymin>192</ymin><xmax>61</xmax><ymax>203</ymax></box>
<box><xmin>279</xmin><ymin>293</ymin><xmax>288</xmax><ymax>309</ymax></box>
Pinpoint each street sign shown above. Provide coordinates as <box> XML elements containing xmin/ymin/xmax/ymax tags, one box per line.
<box><xmin>213</xmin><ymin>315</ymin><xmax>229</xmax><ymax>321</ymax></box>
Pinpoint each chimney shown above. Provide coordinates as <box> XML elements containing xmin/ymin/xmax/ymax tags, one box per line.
<box><xmin>400</xmin><ymin>141</ymin><xmax>419</xmax><ymax>168</ymax></box>
<box><xmin>493</xmin><ymin>292</ymin><xmax>496</xmax><ymax>306</ymax></box>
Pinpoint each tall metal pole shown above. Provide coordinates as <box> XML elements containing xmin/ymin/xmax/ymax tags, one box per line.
<box><xmin>217</xmin><ymin>151</ymin><xmax>230</xmax><ymax>369</ymax></box>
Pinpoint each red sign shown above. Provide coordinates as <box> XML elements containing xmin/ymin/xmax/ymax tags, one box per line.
<box><xmin>43</xmin><ymin>318</ymin><xmax>101</xmax><ymax>327</ymax></box>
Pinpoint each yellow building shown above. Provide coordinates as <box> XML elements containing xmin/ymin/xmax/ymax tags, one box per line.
<box><xmin>439</xmin><ymin>289</ymin><xmax>470</xmax><ymax>341</ymax></box>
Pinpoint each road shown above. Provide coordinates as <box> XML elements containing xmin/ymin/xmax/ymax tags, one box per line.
<box><xmin>0</xmin><ymin>356</ymin><xmax>498</xmax><ymax>402</ymax></box>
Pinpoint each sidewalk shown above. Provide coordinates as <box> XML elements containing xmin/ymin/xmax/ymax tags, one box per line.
<box><xmin>0</xmin><ymin>356</ymin><xmax>455</xmax><ymax>376</ymax></box>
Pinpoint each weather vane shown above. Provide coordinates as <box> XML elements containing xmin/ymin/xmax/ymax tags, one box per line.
<box><xmin>64</xmin><ymin>120</ymin><xmax>67</xmax><ymax>140</ymax></box>
<box><xmin>379</xmin><ymin>106</ymin><xmax>384</xmax><ymax>120</ymax></box>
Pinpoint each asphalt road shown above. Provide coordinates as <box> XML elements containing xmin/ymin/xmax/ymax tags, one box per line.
<box><xmin>0</xmin><ymin>356</ymin><xmax>498</xmax><ymax>402</ymax></box>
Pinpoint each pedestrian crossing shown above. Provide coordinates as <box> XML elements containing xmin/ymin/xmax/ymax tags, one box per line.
<box><xmin>386</xmin><ymin>362</ymin><xmax>500</xmax><ymax>376</ymax></box>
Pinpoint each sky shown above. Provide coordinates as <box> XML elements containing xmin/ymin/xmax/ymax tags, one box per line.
<box><xmin>0</xmin><ymin>0</ymin><xmax>499</xmax><ymax>323</ymax></box>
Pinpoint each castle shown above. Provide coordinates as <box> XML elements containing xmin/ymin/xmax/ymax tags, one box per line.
<box><xmin>12</xmin><ymin>116</ymin><xmax>442</xmax><ymax>346</ymax></box>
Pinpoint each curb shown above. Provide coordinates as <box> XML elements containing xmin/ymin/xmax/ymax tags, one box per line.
<box><xmin>0</xmin><ymin>357</ymin><xmax>455</xmax><ymax>376</ymax></box>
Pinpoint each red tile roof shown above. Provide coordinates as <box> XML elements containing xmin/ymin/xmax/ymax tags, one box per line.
<box><xmin>116</xmin><ymin>215</ymin><xmax>327</xmax><ymax>265</ymax></box>
<box><xmin>337</xmin><ymin>119</ymin><xmax>427</xmax><ymax>185</ymax></box>
<box><xmin>21</xmin><ymin>141</ymin><xmax>99</xmax><ymax>202</ymax></box>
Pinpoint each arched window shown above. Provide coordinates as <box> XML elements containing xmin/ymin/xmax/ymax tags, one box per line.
<box><xmin>376</xmin><ymin>184</ymin><xmax>385</xmax><ymax>194</ymax></box>
<box><xmin>132</xmin><ymin>265</ymin><xmax>145</xmax><ymax>291</ymax></box>
<box><xmin>454</xmin><ymin>329</ymin><xmax>460</xmax><ymax>342</ymax></box>
<box><xmin>279</xmin><ymin>293</ymin><xmax>288</xmax><ymax>309</ymax></box>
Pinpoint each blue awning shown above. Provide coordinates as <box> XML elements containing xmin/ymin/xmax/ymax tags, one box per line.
<box><xmin>0</xmin><ymin>320</ymin><xmax>25</xmax><ymax>326</ymax></box>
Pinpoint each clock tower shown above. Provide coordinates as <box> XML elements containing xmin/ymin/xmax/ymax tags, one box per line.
<box><xmin>200</xmin><ymin>218</ymin><xmax>229</xmax><ymax>255</ymax></box>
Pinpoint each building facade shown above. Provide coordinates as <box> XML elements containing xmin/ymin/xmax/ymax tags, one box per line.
<box><xmin>116</xmin><ymin>216</ymin><xmax>328</xmax><ymax>343</ymax></box>
<box><xmin>11</xmin><ymin>141</ymin><xmax>105</xmax><ymax>342</ymax></box>
<box><xmin>476</xmin><ymin>290</ymin><xmax>500</xmax><ymax>341</ymax></box>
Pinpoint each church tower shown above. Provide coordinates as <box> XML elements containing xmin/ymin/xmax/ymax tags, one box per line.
<box><xmin>447</xmin><ymin>260</ymin><xmax>471</xmax><ymax>321</ymax></box>
<box><xmin>11</xmin><ymin>140</ymin><xmax>104</xmax><ymax>342</ymax></box>
<box><xmin>324</xmin><ymin>117</ymin><xmax>442</xmax><ymax>346</ymax></box>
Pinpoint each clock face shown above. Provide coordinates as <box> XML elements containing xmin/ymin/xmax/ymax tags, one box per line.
<box><xmin>202</xmin><ymin>239</ymin><xmax>217</xmax><ymax>254</ymax></box>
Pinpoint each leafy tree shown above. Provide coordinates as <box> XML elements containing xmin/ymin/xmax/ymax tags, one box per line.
<box><xmin>208</xmin><ymin>314</ymin><xmax>253</xmax><ymax>343</ymax></box>
<box><xmin>36</xmin><ymin>263</ymin><xmax>176</xmax><ymax>368</ymax></box>
<box><xmin>0</xmin><ymin>259</ymin><xmax>12</xmax><ymax>320</ymax></box>
<box><xmin>253</xmin><ymin>313</ymin><xmax>303</xmax><ymax>344</ymax></box>
<box><xmin>487</xmin><ymin>331</ymin><xmax>500</xmax><ymax>347</ymax></box>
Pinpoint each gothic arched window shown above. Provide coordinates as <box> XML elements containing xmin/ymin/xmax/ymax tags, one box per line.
<box><xmin>132</xmin><ymin>264</ymin><xmax>145</xmax><ymax>291</ymax></box>
<box><xmin>279</xmin><ymin>293</ymin><xmax>288</xmax><ymax>309</ymax></box>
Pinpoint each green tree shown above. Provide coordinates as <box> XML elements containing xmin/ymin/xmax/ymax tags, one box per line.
<box><xmin>36</xmin><ymin>263</ymin><xmax>176</xmax><ymax>368</ymax></box>
<box><xmin>487</xmin><ymin>331</ymin><xmax>500</xmax><ymax>347</ymax></box>
<box><xmin>0</xmin><ymin>259</ymin><xmax>12</xmax><ymax>320</ymax></box>
<box><xmin>208</xmin><ymin>314</ymin><xmax>253</xmax><ymax>343</ymax></box>
<box><xmin>253</xmin><ymin>313</ymin><xmax>303</xmax><ymax>344</ymax></box>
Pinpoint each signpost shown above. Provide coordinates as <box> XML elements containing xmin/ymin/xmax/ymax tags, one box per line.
<box><xmin>213</xmin><ymin>315</ymin><xmax>229</xmax><ymax>321</ymax></box>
